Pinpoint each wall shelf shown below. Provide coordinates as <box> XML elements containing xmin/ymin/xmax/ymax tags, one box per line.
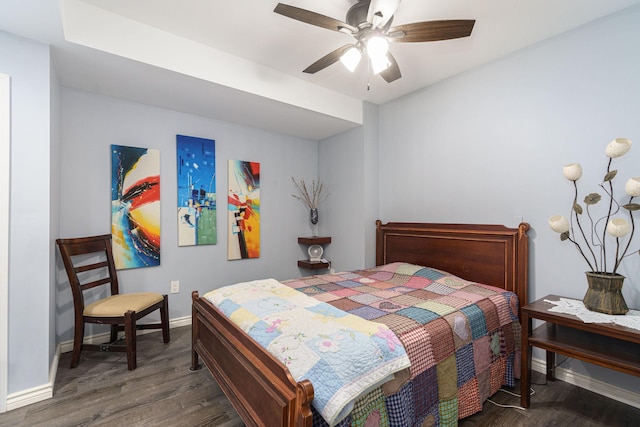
<box><xmin>297</xmin><ymin>260</ymin><xmax>330</xmax><ymax>269</ymax></box>
<box><xmin>297</xmin><ymin>236</ymin><xmax>331</xmax><ymax>245</ymax></box>
<box><xmin>297</xmin><ymin>236</ymin><xmax>331</xmax><ymax>270</ymax></box>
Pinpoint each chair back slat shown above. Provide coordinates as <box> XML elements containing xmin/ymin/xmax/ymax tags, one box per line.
<box><xmin>62</xmin><ymin>235</ymin><xmax>112</xmax><ymax>256</ymax></box>
<box><xmin>74</xmin><ymin>260</ymin><xmax>109</xmax><ymax>273</ymax></box>
<box><xmin>80</xmin><ymin>277</ymin><xmax>112</xmax><ymax>291</ymax></box>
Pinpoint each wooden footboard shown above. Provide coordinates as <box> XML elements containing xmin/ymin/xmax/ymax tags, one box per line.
<box><xmin>191</xmin><ymin>291</ymin><xmax>314</xmax><ymax>427</ymax></box>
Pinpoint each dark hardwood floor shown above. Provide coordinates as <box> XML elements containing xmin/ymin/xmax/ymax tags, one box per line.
<box><xmin>1</xmin><ymin>325</ymin><xmax>638</xmax><ymax>426</ymax></box>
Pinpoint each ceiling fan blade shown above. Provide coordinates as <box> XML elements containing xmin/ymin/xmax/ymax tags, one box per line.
<box><xmin>388</xmin><ymin>20</ymin><xmax>475</xmax><ymax>43</ymax></box>
<box><xmin>367</xmin><ymin>0</ymin><xmax>401</xmax><ymax>28</ymax></box>
<box><xmin>274</xmin><ymin>3</ymin><xmax>356</xmax><ymax>33</ymax></box>
<box><xmin>380</xmin><ymin>52</ymin><xmax>401</xmax><ymax>83</ymax></box>
<box><xmin>303</xmin><ymin>44</ymin><xmax>355</xmax><ymax>74</ymax></box>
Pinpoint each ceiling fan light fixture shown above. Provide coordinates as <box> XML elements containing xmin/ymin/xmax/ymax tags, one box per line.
<box><xmin>366</xmin><ymin>35</ymin><xmax>390</xmax><ymax>74</ymax></box>
<box><xmin>370</xmin><ymin>53</ymin><xmax>390</xmax><ymax>74</ymax></box>
<box><xmin>273</xmin><ymin>2</ymin><xmax>476</xmax><ymax>83</ymax></box>
<box><xmin>340</xmin><ymin>46</ymin><xmax>362</xmax><ymax>72</ymax></box>
<box><xmin>366</xmin><ymin>35</ymin><xmax>389</xmax><ymax>58</ymax></box>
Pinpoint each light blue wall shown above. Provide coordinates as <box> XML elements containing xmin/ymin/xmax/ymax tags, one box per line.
<box><xmin>49</xmin><ymin>41</ymin><xmax>62</xmax><ymax>372</ymax></box>
<box><xmin>318</xmin><ymin>121</ymin><xmax>365</xmax><ymax>272</ymax></box>
<box><xmin>0</xmin><ymin>30</ymin><xmax>53</xmax><ymax>394</ymax></box>
<box><xmin>58</xmin><ymin>89</ymin><xmax>320</xmax><ymax>341</ymax></box>
<box><xmin>376</xmin><ymin>6</ymin><xmax>640</xmax><ymax>393</ymax></box>
<box><xmin>318</xmin><ymin>102</ymin><xmax>379</xmax><ymax>273</ymax></box>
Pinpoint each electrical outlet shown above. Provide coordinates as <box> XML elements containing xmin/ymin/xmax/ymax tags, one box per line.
<box><xmin>170</xmin><ymin>280</ymin><xmax>180</xmax><ymax>294</ymax></box>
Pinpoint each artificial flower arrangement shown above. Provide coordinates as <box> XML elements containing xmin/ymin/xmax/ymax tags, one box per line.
<box><xmin>549</xmin><ymin>138</ymin><xmax>640</xmax><ymax>273</ymax></box>
<box><xmin>548</xmin><ymin>138</ymin><xmax>640</xmax><ymax>313</ymax></box>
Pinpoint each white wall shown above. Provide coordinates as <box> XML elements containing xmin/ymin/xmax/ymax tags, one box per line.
<box><xmin>49</xmin><ymin>45</ymin><xmax>61</xmax><ymax>373</ymax></box>
<box><xmin>376</xmin><ymin>6</ymin><xmax>640</xmax><ymax>393</ymax></box>
<box><xmin>318</xmin><ymin>124</ymin><xmax>365</xmax><ymax>272</ymax></box>
<box><xmin>0</xmin><ymin>72</ymin><xmax>11</xmax><ymax>414</ymax></box>
<box><xmin>318</xmin><ymin>102</ymin><xmax>379</xmax><ymax>273</ymax></box>
<box><xmin>0</xmin><ymin>31</ymin><xmax>53</xmax><ymax>395</ymax></box>
<box><xmin>58</xmin><ymin>89</ymin><xmax>320</xmax><ymax>341</ymax></box>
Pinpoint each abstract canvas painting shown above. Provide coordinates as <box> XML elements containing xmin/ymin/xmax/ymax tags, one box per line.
<box><xmin>177</xmin><ymin>135</ymin><xmax>217</xmax><ymax>246</ymax></box>
<box><xmin>228</xmin><ymin>160</ymin><xmax>260</xmax><ymax>260</ymax></box>
<box><xmin>111</xmin><ymin>144</ymin><xmax>161</xmax><ymax>269</ymax></box>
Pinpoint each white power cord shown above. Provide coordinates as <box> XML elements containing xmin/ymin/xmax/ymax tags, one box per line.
<box><xmin>488</xmin><ymin>355</ymin><xmax>571</xmax><ymax>410</ymax></box>
<box><xmin>486</xmin><ymin>387</ymin><xmax>535</xmax><ymax>411</ymax></box>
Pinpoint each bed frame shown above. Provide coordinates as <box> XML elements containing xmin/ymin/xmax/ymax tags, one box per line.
<box><xmin>191</xmin><ymin>221</ymin><xmax>530</xmax><ymax>427</ymax></box>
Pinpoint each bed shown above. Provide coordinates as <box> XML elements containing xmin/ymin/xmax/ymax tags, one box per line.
<box><xmin>191</xmin><ymin>220</ymin><xmax>530</xmax><ymax>426</ymax></box>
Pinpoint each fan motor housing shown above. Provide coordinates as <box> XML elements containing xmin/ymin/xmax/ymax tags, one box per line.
<box><xmin>346</xmin><ymin>1</ymin><xmax>369</xmax><ymax>27</ymax></box>
<box><xmin>346</xmin><ymin>0</ymin><xmax>393</xmax><ymax>32</ymax></box>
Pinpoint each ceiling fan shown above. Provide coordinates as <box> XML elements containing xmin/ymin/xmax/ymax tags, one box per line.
<box><xmin>274</xmin><ymin>0</ymin><xmax>475</xmax><ymax>83</ymax></box>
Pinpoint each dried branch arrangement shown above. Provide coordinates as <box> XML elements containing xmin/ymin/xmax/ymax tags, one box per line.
<box><xmin>291</xmin><ymin>177</ymin><xmax>329</xmax><ymax>209</ymax></box>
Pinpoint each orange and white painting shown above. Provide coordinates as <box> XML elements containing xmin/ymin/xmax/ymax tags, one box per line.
<box><xmin>111</xmin><ymin>145</ymin><xmax>160</xmax><ymax>269</ymax></box>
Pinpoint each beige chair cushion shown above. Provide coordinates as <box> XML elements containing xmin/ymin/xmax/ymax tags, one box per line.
<box><xmin>84</xmin><ymin>292</ymin><xmax>163</xmax><ymax>317</ymax></box>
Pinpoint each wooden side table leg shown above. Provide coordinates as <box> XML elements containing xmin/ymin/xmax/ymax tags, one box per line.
<box><xmin>521</xmin><ymin>312</ymin><xmax>532</xmax><ymax>408</ymax></box>
<box><xmin>546</xmin><ymin>350</ymin><xmax>555</xmax><ymax>381</ymax></box>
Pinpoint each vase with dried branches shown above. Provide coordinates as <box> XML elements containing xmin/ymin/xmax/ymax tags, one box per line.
<box><xmin>548</xmin><ymin>138</ymin><xmax>640</xmax><ymax>314</ymax></box>
<box><xmin>292</xmin><ymin>177</ymin><xmax>329</xmax><ymax>235</ymax></box>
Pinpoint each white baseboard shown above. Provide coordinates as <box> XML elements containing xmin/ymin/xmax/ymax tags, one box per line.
<box><xmin>6</xmin><ymin>316</ymin><xmax>191</xmax><ymax>411</ymax></box>
<box><xmin>6</xmin><ymin>346</ymin><xmax>60</xmax><ymax>411</ymax></box>
<box><xmin>531</xmin><ymin>357</ymin><xmax>640</xmax><ymax>410</ymax></box>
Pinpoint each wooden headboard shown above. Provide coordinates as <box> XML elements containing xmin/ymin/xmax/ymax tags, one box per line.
<box><xmin>375</xmin><ymin>220</ymin><xmax>530</xmax><ymax>309</ymax></box>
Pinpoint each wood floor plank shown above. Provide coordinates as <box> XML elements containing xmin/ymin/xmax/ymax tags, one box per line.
<box><xmin>1</xmin><ymin>325</ymin><xmax>638</xmax><ymax>426</ymax></box>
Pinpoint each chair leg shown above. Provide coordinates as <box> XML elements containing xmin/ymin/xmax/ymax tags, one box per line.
<box><xmin>161</xmin><ymin>295</ymin><xmax>170</xmax><ymax>343</ymax></box>
<box><xmin>110</xmin><ymin>324</ymin><xmax>118</xmax><ymax>343</ymax></box>
<box><xmin>70</xmin><ymin>318</ymin><xmax>84</xmax><ymax>369</ymax></box>
<box><xmin>124</xmin><ymin>311</ymin><xmax>137</xmax><ymax>370</ymax></box>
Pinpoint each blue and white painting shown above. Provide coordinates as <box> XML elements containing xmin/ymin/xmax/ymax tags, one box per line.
<box><xmin>177</xmin><ymin>135</ymin><xmax>217</xmax><ymax>246</ymax></box>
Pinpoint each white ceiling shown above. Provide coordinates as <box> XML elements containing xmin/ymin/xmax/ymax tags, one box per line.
<box><xmin>2</xmin><ymin>0</ymin><xmax>639</xmax><ymax>139</ymax></box>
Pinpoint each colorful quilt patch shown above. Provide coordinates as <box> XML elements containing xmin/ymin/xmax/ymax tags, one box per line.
<box><xmin>412</xmin><ymin>366</ymin><xmax>439</xmax><ymax>420</ymax></box>
<box><xmin>400</xmin><ymin>327</ymin><xmax>435</xmax><ymax>376</ymax></box>
<box><xmin>386</xmin><ymin>382</ymin><xmax>414</xmax><ymax>426</ymax></box>
<box><xmin>457</xmin><ymin>378</ymin><xmax>482</xmax><ymax>419</ymax></box>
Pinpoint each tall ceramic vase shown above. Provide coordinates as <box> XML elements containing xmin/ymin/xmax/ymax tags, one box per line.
<box><xmin>310</xmin><ymin>208</ymin><xmax>319</xmax><ymax>236</ymax></box>
<box><xmin>583</xmin><ymin>272</ymin><xmax>628</xmax><ymax>315</ymax></box>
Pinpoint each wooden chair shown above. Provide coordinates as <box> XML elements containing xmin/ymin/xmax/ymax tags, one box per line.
<box><xmin>56</xmin><ymin>234</ymin><xmax>170</xmax><ymax>370</ymax></box>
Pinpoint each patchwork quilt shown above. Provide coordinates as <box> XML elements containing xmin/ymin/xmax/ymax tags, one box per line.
<box><xmin>283</xmin><ymin>262</ymin><xmax>522</xmax><ymax>427</ymax></box>
<box><xmin>204</xmin><ymin>278</ymin><xmax>411</xmax><ymax>426</ymax></box>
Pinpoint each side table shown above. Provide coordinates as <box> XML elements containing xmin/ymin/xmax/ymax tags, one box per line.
<box><xmin>521</xmin><ymin>294</ymin><xmax>640</xmax><ymax>408</ymax></box>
